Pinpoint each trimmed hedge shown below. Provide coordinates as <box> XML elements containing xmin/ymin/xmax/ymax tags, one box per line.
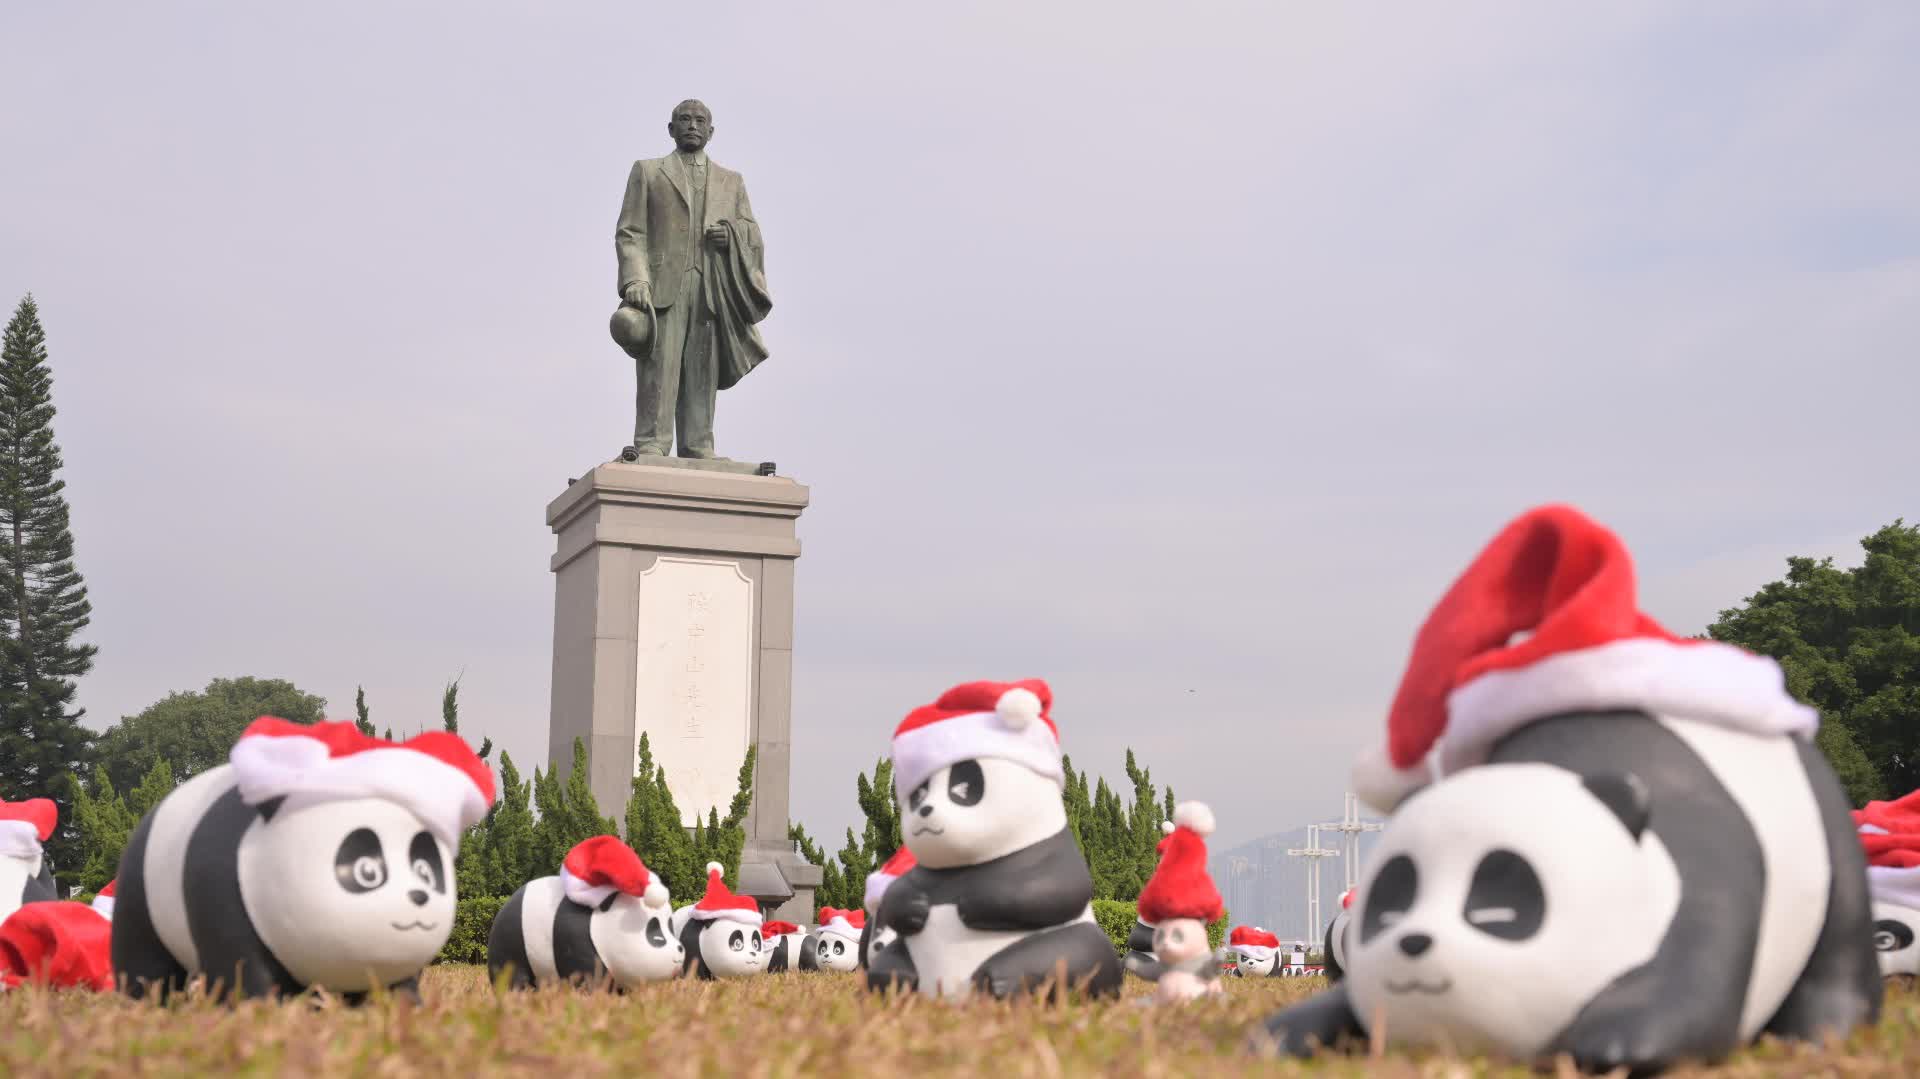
<box><xmin>436</xmin><ymin>895</ymin><xmax>508</xmax><ymax>965</ymax></box>
<box><xmin>1092</xmin><ymin>899</ymin><xmax>1227</xmax><ymax>955</ymax></box>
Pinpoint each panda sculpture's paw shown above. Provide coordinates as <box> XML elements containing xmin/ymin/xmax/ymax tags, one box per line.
<box><xmin>1550</xmin><ymin>1008</ymin><xmax>1721</xmax><ymax>1076</ymax></box>
<box><xmin>1252</xmin><ymin>986</ymin><xmax>1364</xmax><ymax>1059</ymax></box>
<box><xmin>889</xmin><ymin>888</ymin><xmax>931</xmax><ymax>935</ymax></box>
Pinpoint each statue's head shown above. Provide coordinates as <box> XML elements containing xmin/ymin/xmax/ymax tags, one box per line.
<box><xmin>669</xmin><ymin>100</ymin><xmax>713</xmax><ymax>153</ymax></box>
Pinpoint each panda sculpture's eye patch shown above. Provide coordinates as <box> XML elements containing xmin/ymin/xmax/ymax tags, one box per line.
<box><xmin>646</xmin><ymin>916</ymin><xmax>667</xmax><ymax>947</ymax></box>
<box><xmin>907</xmin><ymin>778</ymin><xmax>932</xmax><ymax>813</ymax></box>
<box><xmin>752</xmin><ymin>931</ymin><xmax>762</xmax><ymax>950</ymax></box>
<box><xmin>728</xmin><ymin>929</ymin><xmax>746</xmax><ymax>951</ymax></box>
<box><xmin>1462</xmin><ymin>849</ymin><xmax>1545</xmax><ymax>941</ymax></box>
<box><xmin>947</xmin><ymin>760</ymin><xmax>985</xmax><ymax>807</ymax></box>
<box><xmin>832</xmin><ymin>939</ymin><xmax>846</xmax><ymax>956</ymax></box>
<box><xmin>1875</xmin><ymin>920</ymin><xmax>1915</xmax><ymax>952</ymax></box>
<box><xmin>408</xmin><ymin>831</ymin><xmax>446</xmax><ymax>894</ymax></box>
<box><xmin>1360</xmin><ymin>855</ymin><xmax>1417</xmax><ymax>944</ymax></box>
<box><xmin>334</xmin><ymin>829</ymin><xmax>388</xmax><ymax>893</ymax></box>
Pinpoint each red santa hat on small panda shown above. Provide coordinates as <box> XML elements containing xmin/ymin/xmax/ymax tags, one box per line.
<box><xmin>0</xmin><ymin>799</ymin><xmax>56</xmax><ymax>861</ymax></box>
<box><xmin>0</xmin><ymin>901</ymin><xmax>113</xmax><ymax>992</ymax></box>
<box><xmin>762</xmin><ymin>920</ymin><xmax>802</xmax><ymax>938</ymax></box>
<box><xmin>1854</xmin><ymin>788</ymin><xmax>1920</xmax><ymax>910</ymax></box>
<box><xmin>226</xmin><ymin>717</ymin><xmax>496</xmax><ymax>849</ymax></box>
<box><xmin>816</xmin><ymin>906</ymin><xmax>866</xmax><ymax>945</ymax></box>
<box><xmin>889</xmin><ymin>679</ymin><xmax>1062</xmax><ymax>798</ymax></box>
<box><xmin>1338</xmin><ymin>888</ymin><xmax>1354</xmax><ymax>911</ymax></box>
<box><xmin>1355</xmin><ymin>504</ymin><xmax>1817</xmax><ymax>812</ymax></box>
<box><xmin>560</xmin><ymin>836</ymin><xmax>669</xmax><ymax>909</ymax></box>
<box><xmin>1135</xmin><ymin>802</ymin><xmax>1224</xmax><ymax>927</ymax></box>
<box><xmin>1228</xmin><ymin>925</ymin><xmax>1281</xmax><ymax>963</ymax></box>
<box><xmin>863</xmin><ymin>846</ymin><xmax>916</xmax><ymax>914</ymax></box>
<box><xmin>690</xmin><ymin>862</ymin><xmax>763</xmax><ymax>926</ymax></box>
<box><xmin>90</xmin><ymin>881</ymin><xmax>116</xmax><ymax>920</ymax></box>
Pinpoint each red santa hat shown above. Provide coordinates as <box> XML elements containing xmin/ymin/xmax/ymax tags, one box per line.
<box><xmin>1355</xmin><ymin>505</ymin><xmax>1817</xmax><ymax>812</ymax></box>
<box><xmin>0</xmin><ymin>902</ymin><xmax>113</xmax><ymax>992</ymax></box>
<box><xmin>762</xmin><ymin>920</ymin><xmax>802</xmax><ymax>938</ymax></box>
<box><xmin>891</xmin><ymin>679</ymin><xmax>1062</xmax><ymax>798</ymax></box>
<box><xmin>90</xmin><ymin>881</ymin><xmax>116</xmax><ymax>920</ymax></box>
<box><xmin>1228</xmin><ymin>925</ymin><xmax>1281</xmax><ymax>961</ymax></box>
<box><xmin>227</xmin><ymin>717</ymin><xmax>496</xmax><ymax>849</ymax></box>
<box><xmin>1854</xmin><ymin>788</ymin><xmax>1920</xmax><ymax>910</ymax></box>
<box><xmin>1135</xmin><ymin>802</ymin><xmax>1224</xmax><ymax>925</ymax></box>
<box><xmin>816</xmin><ymin>906</ymin><xmax>865</xmax><ymax>943</ymax></box>
<box><xmin>0</xmin><ymin>799</ymin><xmax>56</xmax><ymax>861</ymax></box>
<box><xmin>1338</xmin><ymin>888</ymin><xmax>1354</xmax><ymax>911</ymax></box>
<box><xmin>863</xmin><ymin>846</ymin><xmax>917</xmax><ymax>913</ymax></box>
<box><xmin>559</xmin><ymin>836</ymin><xmax>668</xmax><ymax>909</ymax></box>
<box><xmin>690</xmin><ymin>862</ymin><xmax>762</xmax><ymax>926</ymax></box>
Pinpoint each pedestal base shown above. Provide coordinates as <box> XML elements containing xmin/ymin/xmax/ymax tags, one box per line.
<box><xmin>547</xmin><ymin>460</ymin><xmax>816</xmax><ymax>912</ymax></box>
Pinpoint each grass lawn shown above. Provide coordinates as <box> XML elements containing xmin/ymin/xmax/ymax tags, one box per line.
<box><xmin>2</xmin><ymin>966</ymin><xmax>1915</xmax><ymax>1077</ymax></box>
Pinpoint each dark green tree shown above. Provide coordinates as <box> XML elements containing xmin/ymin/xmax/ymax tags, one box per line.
<box><xmin>66</xmin><ymin>756</ymin><xmax>173</xmax><ymax>894</ymax></box>
<box><xmin>92</xmin><ymin>677</ymin><xmax>325</xmax><ymax>793</ymax></box>
<box><xmin>530</xmin><ymin>738</ymin><xmax>618</xmax><ymax>875</ymax></box>
<box><xmin>353</xmin><ymin>686</ymin><xmax>374</xmax><ymax>736</ymax></box>
<box><xmin>480</xmin><ymin>752</ymin><xmax>537</xmax><ymax>895</ymax></box>
<box><xmin>0</xmin><ymin>296</ymin><xmax>97</xmax><ymax>871</ymax></box>
<box><xmin>620</xmin><ymin>735</ymin><xmax>755</xmax><ymax>901</ymax></box>
<box><xmin>1706</xmin><ymin>520</ymin><xmax>1920</xmax><ymax>804</ymax></box>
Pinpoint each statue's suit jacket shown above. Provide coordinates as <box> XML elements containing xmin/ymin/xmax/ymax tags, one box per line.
<box><xmin>615</xmin><ymin>154</ymin><xmax>762</xmax><ymax>310</ymax></box>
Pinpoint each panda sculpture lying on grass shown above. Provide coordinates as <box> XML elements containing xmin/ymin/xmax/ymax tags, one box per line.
<box><xmin>487</xmin><ymin>835</ymin><xmax>682</xmax><ymax>989</ymax></box>
<box><xmin>1228</xmin><ymin>926</ymin><xmax>1282</xmax><ymax>978</ymax></box>
<box><xmin>1321</xmin><ymin>890</ymin><xmax>1352</xmax><ymax>983</ymax></box>
<box><xmin>1257</xmin><ymin>506</ymin><xmax>1882</xmax><ymax>1075</ymax></box>
<box><xmin>111</xmin><ymin>718</ymin><xmax>494</xmax><ymax>1003</ymax></box>
<box><xmin>1852</xmin><ymin>789</ymin><xmax>1920</xmax><ymax>981</ymax></box>
<box><xmin>677</xmin><ymin>863</ymin><xmax>765</xmax><ymax>979</ymax></box>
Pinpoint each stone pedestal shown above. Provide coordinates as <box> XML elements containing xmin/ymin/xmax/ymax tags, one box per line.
<box><xmin>546</xmin><ymin>460</ymin><xmax>820</xmax><ymax>922</ymax></box>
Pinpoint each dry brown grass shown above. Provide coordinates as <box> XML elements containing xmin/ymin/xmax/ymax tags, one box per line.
<box><xmin>1</xmin><ymin>967</ymin><xmax>1915</xmax><ymax>1078</ymax></box>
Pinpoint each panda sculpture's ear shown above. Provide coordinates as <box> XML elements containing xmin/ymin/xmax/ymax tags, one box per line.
<box><xmin>254</xmin><ymin>796</ymin><xmax>286</xmax><ymax>823</ymax></box>
<box><xmin>599</xmin><ymin>893</ymin><xmax>619</xmax><ymax>913</ymax></box>
<box><xmin>1581</xmin><ymin>772</ymin><xmax>1650</xmax><ymax>841</ymax></box>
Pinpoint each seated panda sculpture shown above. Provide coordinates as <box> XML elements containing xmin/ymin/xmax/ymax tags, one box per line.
<box><xmin>1229</xmin><ymin>926</ymin><xmax>1282</xmax><ymax>978</ymax></box>
<box><xmin>811</xmin><ymin>907</ymin><xmax>864</xmax><ymax>972</ymax></box>
<box><xmin>0</xmin><ymin>900</ymin><xmax>113</xmax><ymax>992</ymax></box>
<box><xmin>1125</xmin><ymin>802</ymin><xmax>1229</xmax><ymax>1004</ymax></box>
<box><xmin>0</xmin><ymin>799</ymin><xmax>61</xmax><ymax>925</ymax></box>
<box><xmin>1257</xmin><ymin>506</ymin><xmax>1882</xmax><ymax>1074</ymax></box>
<box><xmin>866</xmin><ymin>679</ymin><xmax>1123</xmax><ymax>1001</ymax></box>
<box><xmin>859</xmin><ymin>847</ymin><xmax>914</xmax><ymax>970</ymax></box>
<box><xmin>111</xmin><ymin>718</ymin><xmax>494</xmax><ymax>1002</ymax></box>
<box><xmin>487</xmin><ymin>835</ymin><xmax>682</xmax><ymax>989</ymax></box>
<box><xmin>1853</xmin><ymin>789</ymin><xmax>1920</xmax><ymax>980</ymax></box>
<box><xmin>761</xmin><ymin>920</ymin><xmax>813</xmax><ymax>972</ymax></box>
<box><xmin>1321</xmin><ymin>889</ymin><xmax>1353</xmax><ymax>983</ymax></box>
<box><xmin>678</xmin><ymin>863</ymin><xmax>765</xmax><ymax>979</ymax></box>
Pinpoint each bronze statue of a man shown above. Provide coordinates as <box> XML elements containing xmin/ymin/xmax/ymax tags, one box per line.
<box><xmin>612</xmin><ymin>99</ymin><xmax>771</xmax><ymax>461</ymax></box>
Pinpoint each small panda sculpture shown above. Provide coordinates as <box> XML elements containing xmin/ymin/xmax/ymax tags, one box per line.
<box><xmin>678</xmin><ymin>862</ymin><xmax>765</xmax><ymax>979</ymax></box>
<box><xmin>866</xmin><ymin>680</ymin><xmax>1123</xmax><ymax>1001</ymax></box>
<box><xmin>487</xmin><ymin>835</ymin><xmax>682</xmax><ymax>989</ymax></box>
<box><xmin>811</xmin><ymin>907</ymin><xmax>864</xmax><ymax>973</ymax></box>
<box><xmin>859</xmin><ymin>846</ymin><xmax>914</xmax><ymax>970</ymax></box>
<box><xmin>1321</xmin><ymin>889</ymin><xmax>1353</xmax><ymax>983</ymax></box>
<box><xmin>1228</xmin><ymin>926</ymin><xmax>1282</xmax><ymax>978</ymax></box>
<box><xmin>1258</xmin><ymin>506</ymin><xmax>1882</xmax><ymax>1074</ymax></box>
<box><xmin>0</xmin><ymin>799</ymin><xmax>61</xmax><ymax>925</ymax></box>
<box><xmin>1852</xmin><ymin>789</ymin><xmax>1920</xmax><ymax>980</ymax></box>
<box><xmin>0</xmin><ymin>900</ymin><xmax>113</xmax><ymax>991</ymax></box>
<box><xmin>761</xmin><ymin>920</ymin><xmax>813</xmax><ymax>972</ymax></box>
<box><xmin>111</xmin><ymin>718</ymin><xmax>495</xmax><ymax>1002</ymax></box>
<box><xmin>1123</xmin><ymin>803</ymin><xmax>1228</xmax><ymax>1004</ymax></box>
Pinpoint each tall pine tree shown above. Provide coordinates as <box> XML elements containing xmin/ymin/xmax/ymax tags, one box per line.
<box><xmin>0</xmin><ymin>296</ymin><xmax>97</xmax><ymax>873</ymax></box>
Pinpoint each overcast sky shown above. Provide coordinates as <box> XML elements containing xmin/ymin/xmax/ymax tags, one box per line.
<box><xmin>3</xmin><ymin>3</ymin><xmax>1916</xmax><ymax>851</ymax></box>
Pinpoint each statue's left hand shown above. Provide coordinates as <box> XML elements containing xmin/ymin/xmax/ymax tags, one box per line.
<box><xmin>705</xmin><ymin>224</ymin><xmax>729</xmax><ymax>250</ymax></box>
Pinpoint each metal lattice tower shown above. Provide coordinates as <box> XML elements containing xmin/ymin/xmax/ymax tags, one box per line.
<box><xmin>1316</xmin><ymin>791</ymin><xmax>1385</xmax><ymax>892</ymax></box>
<box><xmin>1285</xmin><ymin>824</ymin><xmax>1339</xmax><ymax>943</ymax></box>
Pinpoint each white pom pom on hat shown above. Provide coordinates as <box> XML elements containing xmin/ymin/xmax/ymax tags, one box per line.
<box><xmin>1161</xmin><ymin>820</ymin><xmax>1175</xmax><ymax>836</ymax></box>
<box><xmin>996</xmin><ymin>687</ymin><xmax>1042</xmax><ymax>730</ymax></box>
<box><xmin>1173</xmin><ymin>801</ymin><xmax>1215</xmax><ymax>837</ymax></box>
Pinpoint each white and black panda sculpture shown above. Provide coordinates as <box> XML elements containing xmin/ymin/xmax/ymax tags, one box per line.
<box><xmin>111</xmin><ymin>718</ymin><xmax>494</xmax><ymax>1003</ymax></box>
<box><xmin>678</xmin><ymin>862</ymin><xmax>765</xmax><ymax>979</ymax></box>
<box><xmin>1853</xmin><ymin>789</ymin><xmax>1920</xmax><ymax>980</ymax></box>
<box><xmin>1229</xmin><ymin>926</ymin><xmax>1282</xmax><ymax>978</ymax></box>
<box><xmin>859</xmin><ymin>846</ymin><xmax>914</xmax><ymax>970</ymax></box>
<box><xmin>0</xmin><ymin>799</ymin><xmax>61</xmax><ymax>925</ymax></box>
<box><xmin>487</xmin><ymin>835</ymin><xmax>682</xmax><ymax>989</ymax></box>
<box><xmin>1321</xmin><ymin>889</ymin><xmax>1352</xmax><ymax>983</ymax></box>
<box><xmin>761</xmin><ymin>920</ymin><xmax>814</xmax><ymax>972</ymax></box>
<box><xmin>866</xmin><ymin>680</ymin><xmax>1123</xmax><ymax>1001</ymax></box>
<box><xmin>811</xmin><ymin>907</ymin><xmax>864</xmax><ymax>973</ymax></box>
<box><xmin>1258</xmin><ymin>506</ymin><xmax>1881</xmax><ymax>1074</ymax></box>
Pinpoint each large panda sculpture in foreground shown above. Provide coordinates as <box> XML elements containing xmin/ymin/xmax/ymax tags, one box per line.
<box><xmin>1258</xmin><ymin>506</ymin><xmax>1882</xmax><ymax>1074</ymax></box>
<box><xmin>866</xmin><ymin>680</ymin><xmax>1122</xmax><ymax>1001</ymax></box>
<box><xmin>0</xmin><ymin>799</ymin><xmax>60</xmax><ymax>925</ymax></box>
<box><xmin>1853</xmin><ymin>789</ymin><xmax>1920</xmax><ymax>980</ymax></box>
<box><xmin>678</xmin><ymin>863</ymin><xmax>765</xmax><ymax>979</ymax></box>
<box><xmin>111</xmin><ymin>718</ymin><xmax>494</xmax><ymax>1002</ymax></box>
<box><xmin>487</xmin><ymin>835</ymin><xmax>682</xmax><ymax>989</ymax></box>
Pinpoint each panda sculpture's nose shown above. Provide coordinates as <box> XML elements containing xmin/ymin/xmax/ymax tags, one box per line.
<box><xmin>917</xmin><ymin>804</ymin><xmax>933</xmax><ymax>818</ymax></box>
<box><xmin>1398</xmin><ymin>932</ymin><xmax>1432</xmax><ymax>958</ymax></box>
<box><xmin>408</xmin><ymin>889</ymin><xmax>430</xmax><ymax>906</ymax></box>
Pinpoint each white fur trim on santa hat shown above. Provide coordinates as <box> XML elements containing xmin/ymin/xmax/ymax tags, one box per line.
<box><xmin>1870</xmin><ymin>865</ymin><xmax>1920</xmax><ymax>912</ymax></box>
<box><xmin>1230</xmin><ymin>942</ymin><xmax>1277</xmax><ymax>962</ymax></box>
<box><xmin>1355</xmin><ymin>638</ymin><xmax>1816</xmax><ymax>812</ymax></box>
<box><xmin>1173</xmin><ymin>801</ymin><xmax>1215</xmax><ymax>837</ymax></box>
<box><xmin>91</xmin><ymin>894</ymin><xmax>114</xmax><ymax>920</ymax></box>
<box><xmin>891</xmin><ymin>708</ymin><xmax>1063</xmax><ymax>798</ymax></box>
<box><xmin>559</xmin><ymin>865</ymin><xmax>616</xmax><ymax>908</ymax></box>
<box><xmin>0</xmin><ymin>820</ymin><xmax>43</xmax><ymax>861</ymax></box>
<box><xmin>819</xmin><ymin>911</ymin><xmax>862</xmax><ymax>942</ymax></box>
<box><xmin>229</xmin><ymin>737</ymin><xmax>489</xmax><ymax>850</ymax></box>
<box><xmin>864</xmin><ymin>872</ymin><xmax>898</xmax><ymax>913</ymax></box>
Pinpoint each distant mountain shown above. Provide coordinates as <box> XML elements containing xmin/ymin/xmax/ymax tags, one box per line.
<box><xmin>1208</xmin><ymin>823</ymin><xmax>1380</xmax><ymax>947</ymax></box>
